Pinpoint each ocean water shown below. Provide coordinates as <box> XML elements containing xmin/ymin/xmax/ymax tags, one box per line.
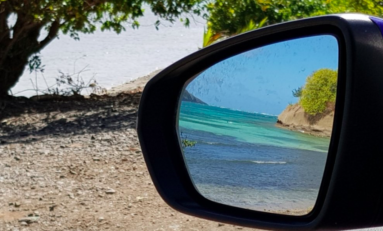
<box><xmin>179</xmin><ymin>101</ymin><xmax>330</xmax><ymax>214</ymax></box>
<box><xmin>10</xmin><ymin>7</ymin><xmax>205</xmax><ymax>97</ymax></box>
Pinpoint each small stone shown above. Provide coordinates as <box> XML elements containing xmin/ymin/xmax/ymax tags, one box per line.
<box><xmin>136</xmin><ymin>196</ymin><xmax>143</xmax><ymax>202</ymax></box>
<box><xmin>70</xmin><ymin>170</ymin><xmax>77</xmax><ymax>175</ymax></box>
<box><xmin>98</xmin><ymin>217</ymin><xmax>104</xmax><ymax>222</ymax></box>
<box><xmin>105</xmin><ymin>189</ymin><xmax>116</xmax><ymax>194</ymax></box>
<box><xmin>19</xmin><ymin>217</ymin><xmax>39</xmax><ymax>224</ymax></box>
<box><xmin>14</xmin><ymin>202</ymin><xmax>21</xmax><ymax>207</ymax></box>
<box><xmin>14</xmin><ymin>156</ymin><xmax>21</xmax><ymax>161</ymax></box>
<box><xmin>40</xmin><ymin>150</ymin><xmax>50</xmax><ymax>155</ymax></box>
<box><xmin>20</xmin><ymin>221</ymin><xmax>28</xmax><ymax>226</ymax></box>
<box><xmin>49</xmin><ymin>204</ymin><xmax>57</xmax><ymax>211</ymax></box>
<box><xmin>103</xmin><ymin>134</ymin><xmax>113</xmax><ymax>141</ymax></box>
<box><xmin>5</xmin><ymin>164</ymin><xmax>11</xmax><ymax>167</ymax></box>
<box><xmin>218</xmin><ymin>223</ymin><xmax>224</xmax><ymax>227</ymax></box>
<box><xmin>93</xmin><ymin>157</ymin><xmax>100</xmax><ymax>161</ymax></box>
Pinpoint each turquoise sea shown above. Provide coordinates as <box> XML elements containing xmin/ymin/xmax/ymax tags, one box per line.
<box><xmin>178</xmin><ymin>101</ymin><xmax>330</xmax><ymax>214</ymax></box>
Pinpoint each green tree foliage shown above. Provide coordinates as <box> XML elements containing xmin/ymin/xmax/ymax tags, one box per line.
<box><xmin>203</xmin><ymin>0</ymin><xmax>329</xmax><ymax>46</ymax></box>
<box><xmin>0</xmin><ymin>0</ymin><xmax>204</xmax><ymax>98</ymax></box>
<box><xmin>327</xmin><ymin>0</ymin><xmax>383</xmax><ymax>16</ymax></box>
<box><xmin>292</xmin><ymin>86</ymin><xmax>302</xmax><ymax>98</ymax></box>
<box><xmin>299</xmin><ymin>69</ymin><xmax>337</xmax><ymax>115</ymax></box>
<box><xmin>204</xmin><ymin>0</ymin><xmax>383</xmax><ymax>47</ymax></box>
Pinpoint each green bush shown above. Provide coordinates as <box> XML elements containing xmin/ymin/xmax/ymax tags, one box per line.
<box><xmin>300</xmin><ymin>69</ymin><xmax>337</xmax><ymax>115</ymax></box>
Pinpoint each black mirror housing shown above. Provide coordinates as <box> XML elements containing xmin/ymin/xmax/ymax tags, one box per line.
<box><xmin>137</xmin><ymin>14</ymin><xmax>383</xmax><ymax>230</ymax></box>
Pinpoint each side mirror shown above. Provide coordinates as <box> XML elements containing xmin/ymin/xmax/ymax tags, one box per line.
<box><xmin>137</xmin><ymin>14</ymin><xmax>383</xmax><ymax>230</ymax></box>
<box><xmin>178</xmin><ymin>35</ymin><xmax>338</xmax><ymax>217</ymax></box>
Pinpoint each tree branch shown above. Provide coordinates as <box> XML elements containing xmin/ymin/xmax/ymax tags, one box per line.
<box><xmin>0</xmin><ymin>20</ymin><xmax>43</xmax><ymax>66</ymax></box>
<box><xmin>0</xmin><ymin>2</ymin><xmax>11</xmax><ymax>43</ymax></box>
<box><xmin>38</xmin><ymin>20</ymin><xmax>60</xmax><ymax>49</ymax></box>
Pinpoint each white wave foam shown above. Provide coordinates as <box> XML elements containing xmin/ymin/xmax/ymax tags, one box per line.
<box><xmin>251</xmin><ymin>161</ymin><xmax>287</xmax><ymax>164</ymax></box>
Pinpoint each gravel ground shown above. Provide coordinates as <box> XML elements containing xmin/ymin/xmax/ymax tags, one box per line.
<box><xmin>0</xmin><ymin>90</ymin><xmax>258</xmax><ymax>231</ymax></box>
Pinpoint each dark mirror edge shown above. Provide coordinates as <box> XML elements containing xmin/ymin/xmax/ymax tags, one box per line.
<box><xmin>138</xmin><ymin>14</ymin><xmax>381</xmax><ymax>230</ymax></box>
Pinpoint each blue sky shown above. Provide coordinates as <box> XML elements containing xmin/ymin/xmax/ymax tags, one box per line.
<box><xmin>186</xmin><ymin>35</ymin><xmax>339</xmax><ymax>115</ymax></box>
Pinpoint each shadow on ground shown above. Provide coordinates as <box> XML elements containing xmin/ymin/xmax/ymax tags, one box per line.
<box><xmin>0</xmin><ymin>92</ymin><xmax>142</xmax><ymax>145</ymax></box>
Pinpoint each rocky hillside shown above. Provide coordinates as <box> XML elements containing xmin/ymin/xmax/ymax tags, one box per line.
<box><xmin>182</xmin><ymin>89</ymin><xmax>207</xmax><ymax>105</ymax></box>
<box><xmin>276</xmin><ymin>103</ymin><xmax>334</xmax><ymax>137</ymax></box>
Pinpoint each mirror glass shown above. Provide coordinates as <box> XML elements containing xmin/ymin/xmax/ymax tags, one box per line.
<box><xmin>178</xmin><ymin>35</ymin><xmax>338</xmax><ymax>215</ymax></box>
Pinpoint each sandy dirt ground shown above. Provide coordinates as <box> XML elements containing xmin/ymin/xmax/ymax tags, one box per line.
<box><xmin>0</xmin><ymin>73</ymin><xmax>260</xmax><ymax>231</ymax></box>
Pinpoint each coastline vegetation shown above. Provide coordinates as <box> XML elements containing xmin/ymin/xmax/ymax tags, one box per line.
<box><xmin>276</xmin><ymin>68</ymin><xmax>337</xmax><ymax>137</ymax></box>
<box><xmin>26</xmin><ymin>56</ymin><xmax>106</xmax><ymax>97</ymax></box>
<box><xmin>298</xmin><ymin>69</ymin><xmax>337</xmax><ymax>115</ymax></box>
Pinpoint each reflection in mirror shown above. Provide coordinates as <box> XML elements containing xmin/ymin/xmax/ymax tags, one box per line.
<box><xmin>178</xmin><ymin>35</ymin><xmax>338</xmax><ymax>215</ymax></box>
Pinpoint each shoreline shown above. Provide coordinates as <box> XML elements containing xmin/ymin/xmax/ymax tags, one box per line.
<box><xmin>276</xmin><ymin>104</ymin><xmax>333</xmax><ymax>138</ymax></box>
<box><xmin>105</xmin><ymin>69</ymin><xmax>162</xmax><ymax>96</ymax></box>
<box><xmin>275</xmin><ymin>122</ymin><xmax>331</xmax><ymax>138</ymax></box>
<box><xmin>8</xmin><ymin>69</ymin><xmax>162</xmax><ymax>101</ymax></box>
